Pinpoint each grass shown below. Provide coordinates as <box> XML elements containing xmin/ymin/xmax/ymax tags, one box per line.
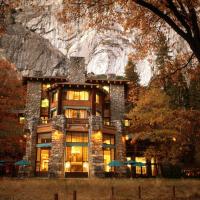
<box><xmin>0</xmin><ymin>178</ymin><xmax>200</xmax><ymax>200</ymax></box>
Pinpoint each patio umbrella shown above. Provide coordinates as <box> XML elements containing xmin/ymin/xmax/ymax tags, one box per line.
<box><xmin>108</xmin><ymin>160</ymin><xmax>124</xmax><ymax>167</ymax></box>
<box><xmin>15</xmin><ymin>160</ymin><xmax>30</xmax><ymax>166</ymax></box>
<box><xmin>124</xmin><ymin>160</ymin><xmax>137</xmax><ymax>165</ymax></box>
<box><xmin>124</xmin><ymin>160</ymin><xmax>146</xmax><ymax>167</ymax></box>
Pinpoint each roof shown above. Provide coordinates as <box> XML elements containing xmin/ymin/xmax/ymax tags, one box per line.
<box><xmin>22</xmin><ymin>76</ymin><xmax>68</xmax><ymax>84</ymax></box>
<box><xmin>86</xmin><ymin>78</ymin><xmax>130</xmax><ymax>85</ymax></box>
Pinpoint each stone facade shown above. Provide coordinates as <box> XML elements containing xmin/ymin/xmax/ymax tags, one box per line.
<box><xmin>25</xmin><ymin>81</ymin><xmax>42</xmax><ymax>122</ymax></box>
<box><xmin>68</xmin><ymin>57</ymin><xmax>86</xmax><ymax>83</ymax></box>
<box><xmin>88</xmin><ymin>115</ymin><xmax>104</xmax><ymax>177</ymax></box>
<box><xmin>48</xmin><ymin>115</ymin><xmax>66</xmax><ymax>178</ymax></box>
<box><xmin>110</xmin><ymin>84</ymin><xmax>126</xmax><ymax>175</ymax></box>
<box><xmin>110</xmin><ymin>84</ymin><xmax>125</xmax><ymax>121</ymax></box>
<box><xmin>24</xmin><ymin>81</ymin><xmax>42</xmax><ymax>176</ymax></box>
<box><xmin>24</xmin><ymin>118</ymin><xmax>39</xmax><ymax>176</ymax></box>
<box><xmin>113</xmin><ymin>120</ymin><xmax>126</xmax><ymax>175</ymax></box>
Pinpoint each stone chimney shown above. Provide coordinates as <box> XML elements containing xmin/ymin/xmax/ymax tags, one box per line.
<box><xmin>68</xmin><ymin>57</ymin><xmax>86</xmax><ymax>83</ymax></box>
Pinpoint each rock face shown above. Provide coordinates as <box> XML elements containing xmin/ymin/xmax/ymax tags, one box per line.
<box><xmin>0</xmin><ymin>1</ymin><xmax>133</xmax><ymax>76</ymax></box>
<box><xmin>0</xmin><ymin>23</ymin><xmax>69</xmax><ymax>76</ymax></box>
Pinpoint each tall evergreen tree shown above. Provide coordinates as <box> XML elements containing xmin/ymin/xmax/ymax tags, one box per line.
<box><xmin>154</xmin><ymin>34</ymin><xmax>190</xmax><ymax>109</ymax></box>
<box><xmin>125</xmin><ymin>60</ymin><xmax>140</xmax><ymax>104</ymax></box>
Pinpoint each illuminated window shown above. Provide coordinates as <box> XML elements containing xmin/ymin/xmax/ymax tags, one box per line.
<box><xmin>40</xmin><ymin>116</ymin><xmax>48</xmax><ymax>124</ymax></box>
<box><xmin>66</xmin><ymin>90</ymin><xmax>89</xmax><ymax>101</ymax></box>
<box><xmin>51</xmin><ymin>110</ymin><xmax>57</xmax><ymax>118</ymax></box>
<box><xmin>19</xmin><ymin>116</ymin><xmax>25</xmax><ymax>124</ymax></box>
<box><xmin>124</xmin><ymin>119</ymin><xmax>131</xmax><ymax>127</ymax></box>
<box><xmin>96</xmin><ymin>94</ymin><xmax>100</xmax><ymax>104</ymax></box>
<box><xmin>96</xmin><ymin>111</ymin><xmax>101</xmax><ymax>117</ymax></box>
<box><xmin>103</xmin><ymin>85</ymin><xmax>110</xmax><ymax>93</ymax></box>
<box><xmin>65</xmin><ymin>146</ymin><xmax>88</xmax><ymax>172</ymax></box>
<box><xmin>36</xmin><ymin>149</ymin><xmax>50</xmax><ymax>172</ymax></box>
<box><xmin>104</xmin><ymin>118</ymin><xmax>110</xmax><ymax>125</ymax></box>
<box><xmin>103</xmin><ymin>134</ymin><xmax>115</xmax><ymax>145</ymax></box>
<box><xmin>52</xmin><ymin>92</ymin><xmax>58</xmax><ymax>102</ymax></box>
<box><xmin>65</xmin><ymin>109</ymin><xmax>88</xmax><ymax>119</ymax></box>
<box><xmin>104</xmin><ymin>148</ymin><xmax>114</xmax><ymax>172</ymax></box>
<box><xmin>42</xmin><ymin>83</ymin><xmax>51</xmax><ymax>91</ymax></box>
<box><xmin>37</xmin><ymin>133</ymin><xmax>51</xmax><ymax>144</ymax></box>
<box><xmin>41</xmin><ymin>98</ymin><xmax>49</xmax><ymax>108</ymax></box>
<box><xmin>66</xmin><ymin>132</ymin><xmax>88</xmax><ymax>143</ymax></box>
<box><xmin>135</xmin><ymin>157</ymin><xmax>147</xmax><ymax>175</ymax></box>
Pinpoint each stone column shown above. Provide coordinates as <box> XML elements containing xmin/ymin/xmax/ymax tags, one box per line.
<box><xmin>24</xmin><ymin>118</ymin><xmax>39</xmax><ymax>176</ymax></box>
<box><xmin>25</xmin><ymin>81</ymin><xmax>42</xmax><ymax>121</ymax></box>
<box><xmin>110</xmin><ymin>84</ymin><xmax>126</xmax><ymax>175</ymax></box>
<box><xmin>113</xmin><ymin>120</ymin><xmax>127</xmax><ymax>175</ymax></box>
<box><xmin>68</xmin><ymin>57</ymin><xmax>86</xmax><ymax>83</ymax></box>
<box><xmin>48</xmin><ymin>115</ymin><xmax>66</xmax><ymax>178</ymax></box>
<box><xmin>88</xmin><ymin>115</ymin><xmax>104</xmax><ymax>178</ymax></box>
<box><xmin>24</xmin><ymin>81</ymin><xmax>42</xmax><ymax>176</ymax></box>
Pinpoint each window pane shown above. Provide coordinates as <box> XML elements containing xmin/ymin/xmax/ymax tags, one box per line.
<box><xmin>104</xmin><ymin>149</ymin><xmax>111</xmax><ymax>172</ymax></box>
<box><xmin>72</xmin><ymin>133</ymin><xmax>82</xmax><ymax>142</ymax></box>
<box><xmin>67</xmin><ymin>91</ymin><xmax>74</xmax><ymax>100</ymax></box>
<box><xmin>52</xmin><ymin>92</ymin><xmax>58</xmax><ymax>102</ymax></box>
<box><xmin>84</xmin><ymin>91</ymin><xmax>89</xmax><ymax>100</ymax></box>
<box><xmin>83</xmin><ymin>133</ymin><xmax>88</xmax><ymax>142</ymax></box>
<box><xmin>96</xmin><ymin>94</ymin><xmax>100</xmax><ymax>104</ymax></box>
<box><xmin>80</xmin><ymin>91</ymin><xmax>85</xmax><ymax>100</ymax></box>
<box><xmin>66</xmin><ymin>134</ymin><xmax>71</xmax><ymax>142</ymax></box>
<box><xmin>38</xmin><ymin>133</ymin><xmax>51</xmax><ymax>143</ymax></box>
<box><xmin>74</xmin><ymin>91</ymin><xmax>80</xmax><ymax>100</ymax></box>
<box><xmin>41</xmin><ymin>99</ymin><xmax>49</xmax><ymax>108</ymax></box>
<box><xmin>51</xmin><ymin>110</ymin><xmax>57</xmax><ymax>118</ymax></box>
<box><xmin>83</xmin><ymin>147</ymin><xmax>88</xmax><ymax>162</ymax></box>
<box><xmin>103</xmin><ymin>86</ymin><xmax>109</xmax><ymax>93</ymax></box>
<box><xmin>40</xmin><ymin>149</ymin><xmax>49</xmax><ymax>172</ymax></box>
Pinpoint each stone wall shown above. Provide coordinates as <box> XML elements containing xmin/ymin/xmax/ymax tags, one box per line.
<box><xmin>24</xmin><ymin>118</ymin><xmax>39</xmax><ymax>176</ymax></box>
<box><xmin>25</xmin><ymin>81</ymin><xmax>42</xmax><ymax>122</ymax></box>
<box><xmin>88</xmin><ymin>115</ymin><xmax>104</xmax><ymax>178</ymax></box>
<box><xmin>68</xmin><ymin>57</ymin><xmax>86</xmax><ymax>83</ymax></box>
<box><xmin>24</xmin><ymin>81</ymin><xmax>42</xmax><ymax>176</ymax></box>
<box><xmin>48</xmin><ymin>115</ymin><xmax>66</xmax><ymax>178</ymax></box>
<box><xmin>113</xmin><ymin>120</ymin><xmax>127</xmax><ymax>175</ymax></box>
<box><xmin>110</xmin><ymin>84</ymin><xmax>125</xmax><ymax>121</ymax></box>
<box><xmin>110</xmin><ymin>84</ymin><xmax>126</xmax><ymax>175</ymax></box>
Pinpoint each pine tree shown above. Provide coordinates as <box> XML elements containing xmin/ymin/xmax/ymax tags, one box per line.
<box><xmin>125</xmin><ymin>60</ymin><xmax>140</xmax><ymax>105</ymax></box>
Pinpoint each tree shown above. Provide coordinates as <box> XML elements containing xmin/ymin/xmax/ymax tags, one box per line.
<box><xmin>128</xmin><ymin>86</ymin><xmax>198</xmax><ymax>165</ymax></box>
<box><xmin>125</xmin><ymin>60</ymin><xmax>141</xmax><ymax>104</ymax></box>
<box><xmin>0</xmin><ymin>59</ymin><xmax>26</xmax><ymax>160</ymax></box>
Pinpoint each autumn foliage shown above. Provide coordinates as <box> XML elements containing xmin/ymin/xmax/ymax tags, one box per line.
<box><xmin>0</xmin><ymin>59</ymin><xmax>26</xmax><ymax>160</ymax></box>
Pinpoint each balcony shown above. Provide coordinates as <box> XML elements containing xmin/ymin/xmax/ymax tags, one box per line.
<box><xmin>102</xmin><ymin>125</ymin><xmax>116</xmax><ymax>135</ymax></box>
<box><xmin>66</xmin><ymin>118</ymin><xmax>89</xmax><ymax>132</ymax></box>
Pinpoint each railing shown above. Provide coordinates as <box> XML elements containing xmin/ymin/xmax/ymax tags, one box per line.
<box><xmin>66</xmin><ymin>118</ymin><xmax>89</xmax><ymax>124</ymax></box>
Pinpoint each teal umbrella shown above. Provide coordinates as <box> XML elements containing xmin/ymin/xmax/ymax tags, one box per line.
<box><xmin>124</xmin><ymin>160</ymin><xmax>137</xmax><ymax>165</ymax></box>
<box><xmin>108</xmin><ymin>160</ymin><xmax>124</xmax><ymax>167</ymax></box>
<box><xmin>15</xmin><ymin>160</ymin><xmax>30</xmax><ymax>166</ymax></box>
<box><xmin>124</xmin><ymin>160</ymin><xmax>146</xmax><ymax>167</ymax></box>
<box><xmin>134</xmin><ymin>162</ymin><xmax>146</xmax><ymax>167</ymax></box>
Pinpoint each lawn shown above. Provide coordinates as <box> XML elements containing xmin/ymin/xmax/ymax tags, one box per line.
<box><xmin>0</xmin><ymin>178</ymin><xmax>200</xmax><ymax>200</ymax></box>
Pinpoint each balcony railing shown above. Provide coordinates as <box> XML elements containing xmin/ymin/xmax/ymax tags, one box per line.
<box><xmin>66</xmin><ymin>118</ymin><xmax>89</xmax><ymax>124</ymax></box>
